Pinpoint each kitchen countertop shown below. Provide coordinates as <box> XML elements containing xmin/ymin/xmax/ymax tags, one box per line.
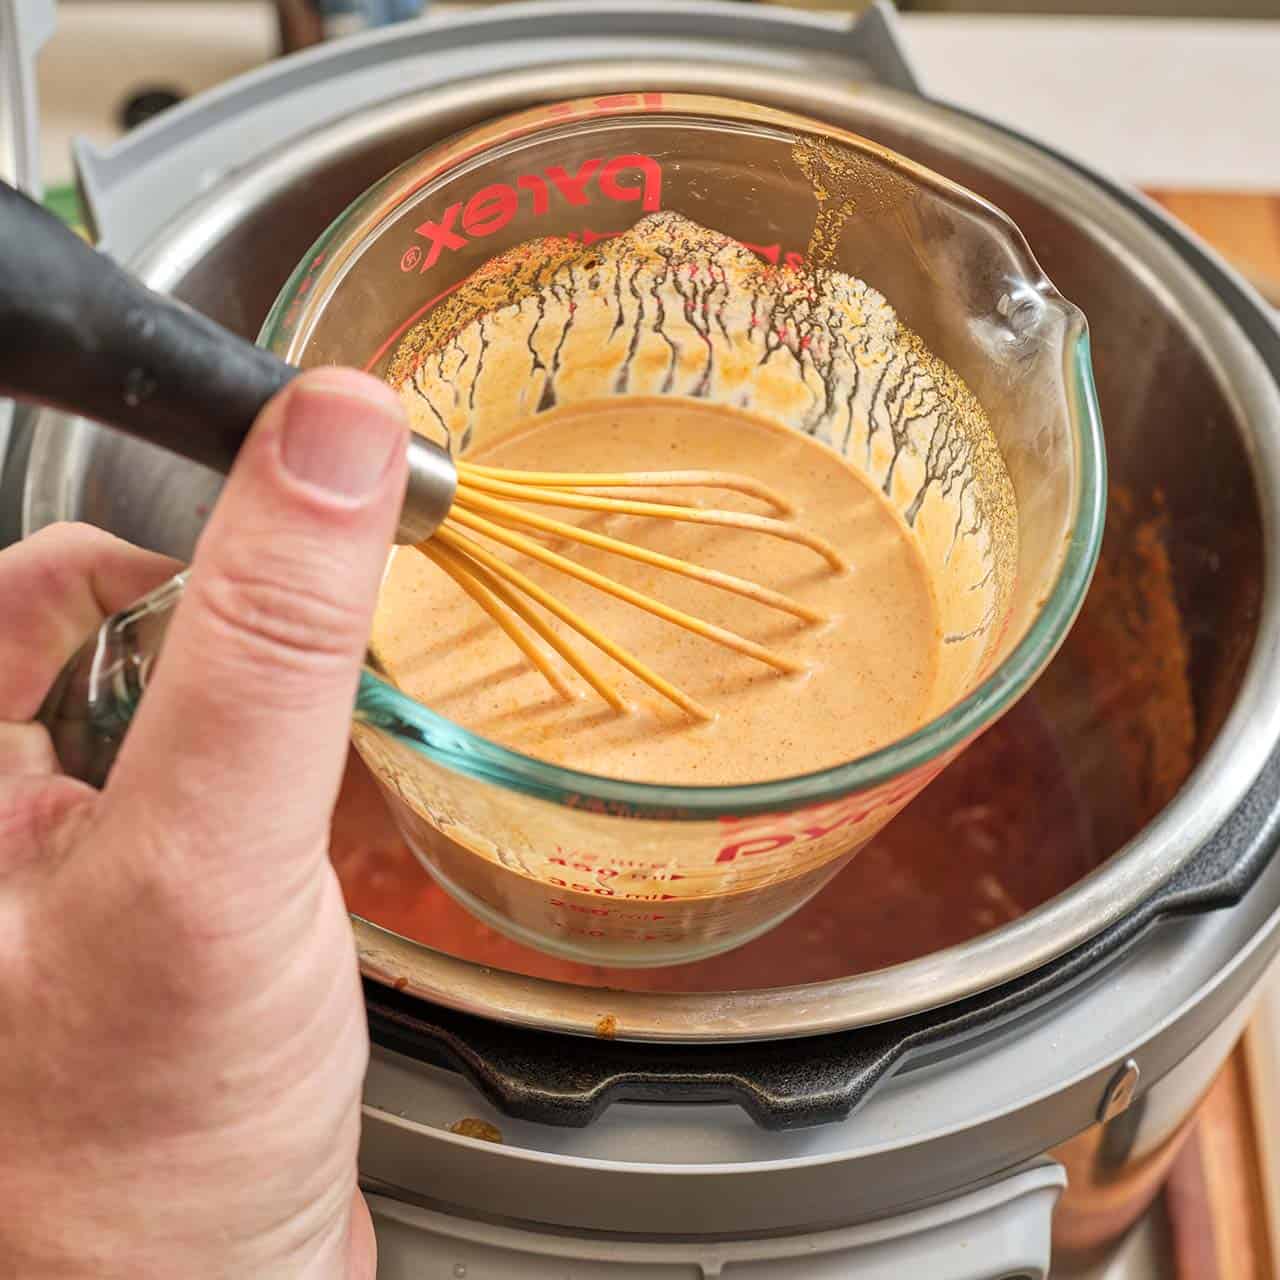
<box><xmin>33</xmin><ymin>5</ymin><xmax>1280</xmax><ymax>193</ymax></box>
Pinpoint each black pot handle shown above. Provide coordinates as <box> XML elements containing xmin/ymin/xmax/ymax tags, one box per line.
<box><xmin>365</xmin><ymin>745</ymin><xmax>1280</xmax><ymax>1130</ymax></box>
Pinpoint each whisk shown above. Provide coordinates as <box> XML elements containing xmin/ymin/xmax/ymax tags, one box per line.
<box><xmin>0</xmin><ymin>180</ymin><xmax>841</xmax><ymax>721</ymax></box>
<box><xmin>411</xmin><ymin>460</ymin><xmax>844</xmax><ymax>719</ymax></box>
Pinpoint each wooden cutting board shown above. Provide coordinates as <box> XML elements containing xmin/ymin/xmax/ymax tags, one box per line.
<box><xmin>1140</xmin><ymin>189</ymin><xmax>1278</xmax><ymax>1280</ymax></box>
<box><xmin>1145</xmin><ymin>191</ymin><xmax>1280</xmax><ymax>306</ymax></box>
<box><xmin>1164</xmin><ymin>1048</ymin><xmax>1276</xmax><ymax>1280</ymax></box>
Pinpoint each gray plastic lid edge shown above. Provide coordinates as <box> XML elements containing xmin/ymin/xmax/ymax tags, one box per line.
<box><xmin>71</xmin><ymin>0</ymin><xmax>923</xmax><ymax>262</ymax></box>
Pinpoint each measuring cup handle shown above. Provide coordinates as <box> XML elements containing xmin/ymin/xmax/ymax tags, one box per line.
<box><xmin>37</xmin><ymin>573</ymin><xmax>187</xmax><ymax>788</ymax></box>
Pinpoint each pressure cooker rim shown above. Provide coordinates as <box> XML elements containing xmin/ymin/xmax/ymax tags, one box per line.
<box><xmin>25</xmin><ymin>59</ymin><xmax>1280</xmax><ymax>1042</ymax></box>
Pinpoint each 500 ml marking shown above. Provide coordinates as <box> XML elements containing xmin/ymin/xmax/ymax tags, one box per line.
<box><xmin>407</xmin><ymin>154</ymin><xmax>663</xmax><ymax>271</ymax></box>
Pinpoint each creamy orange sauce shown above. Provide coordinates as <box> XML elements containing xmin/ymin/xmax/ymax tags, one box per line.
<box><xmin>372</xmin><ymin>395</ymin><xmax>942</xmax><ymax>785</ymax></box>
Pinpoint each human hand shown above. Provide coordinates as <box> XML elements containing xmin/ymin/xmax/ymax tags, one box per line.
<box><xmin>0</xmin><ymin>369</ymin><xmax>409</xmax><ymax>1278</ymax></box>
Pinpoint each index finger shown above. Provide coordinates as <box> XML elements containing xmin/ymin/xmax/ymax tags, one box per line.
<box><xmin>0</xmin><ymin>523</ymin><xmax>180</xmax><ymax>720</ymax></box>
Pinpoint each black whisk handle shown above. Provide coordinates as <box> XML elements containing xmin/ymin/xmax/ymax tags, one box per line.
<box><xmin>0</xmin><ymin>178</ymin><xmax>297</xmax><ymax>473</ymax></box>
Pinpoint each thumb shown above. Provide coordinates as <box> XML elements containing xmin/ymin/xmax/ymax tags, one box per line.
<box><xmin>107</xmin><ymin>368</ymin><xmax>408</xmax><ymax>884</ymax></box>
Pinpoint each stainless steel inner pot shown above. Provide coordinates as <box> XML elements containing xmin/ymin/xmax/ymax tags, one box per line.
<box><xmin>22</xmin><ymin>62</ymin><xmax>1280</xmax><ymax>1041</ymax></box>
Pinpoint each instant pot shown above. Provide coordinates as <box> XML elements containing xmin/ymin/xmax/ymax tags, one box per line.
<box><xmin>5</xmin><ymin>2</ymin><xmax>1280</xmax><ymax>1275</ymax></box>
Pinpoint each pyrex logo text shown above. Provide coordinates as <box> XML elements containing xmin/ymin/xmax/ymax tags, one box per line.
<box><xmin>412</xmin><ymin>154</ymin><xmax>663</xmax><ymax>270</ymax></box>
<box><xmin>714</xmin><ymin>764</ymin><xmax>944</xmax><ymax>864</ymax></box>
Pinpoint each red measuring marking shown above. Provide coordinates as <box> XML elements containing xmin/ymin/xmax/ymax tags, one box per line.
<box><xmin>391</xmin><ymin>94</ymin><xmax>668</xmax><ymax>210</ymax></box>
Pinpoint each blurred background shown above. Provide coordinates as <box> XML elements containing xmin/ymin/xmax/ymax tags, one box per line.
<box><xmin>35</xmin><ymin>0</ymin><xmax>1280</xmax><ymax>304</ymax></box>
<box><xmin>800</xmin><ymin>0</ymin><xmax>1277</xmax><ymax>12</ymax></box>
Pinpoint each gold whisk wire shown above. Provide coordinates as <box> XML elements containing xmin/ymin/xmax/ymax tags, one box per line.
<box><xmin>432</xmin><ymin>524</ymin><xmax>712</xmax><ymax>720</ymax></box>
<box><xmin>446</xmin><ymin>505</ymin><xmax>805</xmax><ymax>675</ymax></box>
<box><xmin>412</xmin><ymin>462</ymin><xmax>841</xmax><ymax>719</ymax></box>
<box><xmin>457</xmin><ymin>460</ymin><xmax>796</xmax><ymax>514</ymax></box>
<box><xmin>422</xmin><ymin>539</ymin><xmax>627</xmax><ymax>711</ymax></box>
<box><xmin>455</xmin><ymin>467</ymin><xmax>846</xmax><ymax>570</ymax></box>
<box><xmin>452</xmin><ymin>487</ymin><xmax>823</xmax><ymax>622</ymax></box>
<box><xmin>421</xmin><ymin>541</ymin><xmax>575</xmax><ymax>703</ymax></box>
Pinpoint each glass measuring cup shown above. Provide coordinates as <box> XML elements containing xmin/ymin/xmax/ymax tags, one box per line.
<box><xmin>262</xmin><ymin>93</ymin><xmax>1104</xmax><ymax>966</ymax></box>
<box><xmin>56</xmin><ymin>94</ymin><xmax>1104</xmax><ymax>968</ymax></box>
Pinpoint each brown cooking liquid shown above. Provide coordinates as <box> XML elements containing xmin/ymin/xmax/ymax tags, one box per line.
<box><xmin>371</xmin><ymin>396</ymin><xmax>942</xmax><ymax>785</ymax></box>
<box><xmin>334</xmin><ymin>485</ymin><xmax>1196</xmax><ymax>989</ymax></box>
